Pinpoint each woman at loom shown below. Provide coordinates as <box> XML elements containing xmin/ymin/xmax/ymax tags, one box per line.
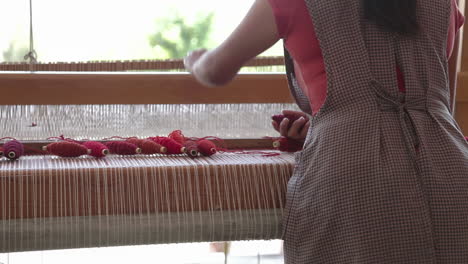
<box><xmin>185</xmin><ymin>0</ymin><xmax>468</xmax><ymax>262</ymax></box>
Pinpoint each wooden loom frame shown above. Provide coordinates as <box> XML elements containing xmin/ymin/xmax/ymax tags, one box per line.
<box><xmin>0</xmin><ymin>58</ymin><xmax>297</xmax><ymax>253</ymax></box>
<box><xmin>454</xmin><ymin>0</ymin><xmax>468</xmax><ymax>135</ymax></box>
<box><xmin>0</xmin><ymin>56</ymin><xmax>294</xmax><ymax>149</ymax></box>
<box><xmin>0</xmin><ymin>69</ymin><xmax>295</xmax><ymax>151</ymax></box>
<box><xmin>0</xmin><ymin>72</ymin><xmax>292</xmax><ymax>105</ymax></box>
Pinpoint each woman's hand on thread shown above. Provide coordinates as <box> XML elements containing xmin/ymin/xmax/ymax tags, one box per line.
<box><xmin>272</xmin><ymin>110</ymin><xmax>310</xmax><ymax>141</ymax></box>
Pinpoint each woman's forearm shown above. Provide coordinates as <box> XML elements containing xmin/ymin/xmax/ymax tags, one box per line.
<box><xmin>192</xmin><ymin>49</ymin><xmax>242</xmax><ymax>87</ymax></box>
<box><xmin>187</xmin><ymin>0</ymin><xmax>280</xmax><ymax>87</ymax></box>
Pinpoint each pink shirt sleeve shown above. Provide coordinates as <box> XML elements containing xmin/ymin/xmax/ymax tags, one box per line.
<box><xmin>267</xmin><ymin>0</ymin><xmax>297</xmax><ymax>39</ymax></box>
<box><xmin>447</xmin><ymin>0</ymin><xmax>464</xmax><ymax>58</ymax></box>
<box><xmin>454</xmin><ymin>0</ymin><xmax>465</xmax><ymax>30</ymax></box>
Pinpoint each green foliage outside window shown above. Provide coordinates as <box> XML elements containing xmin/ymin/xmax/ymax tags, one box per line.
<box><xmin>149</xmin><ymin>12</ymin><xmax>214</xmax><ymax>59</ymax></box>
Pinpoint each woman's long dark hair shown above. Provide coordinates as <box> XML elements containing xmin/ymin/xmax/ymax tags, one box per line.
<box><xmin>363</xmin><ymin>0</ymin><xmax>419</xmax><ymax>35</ymax></box>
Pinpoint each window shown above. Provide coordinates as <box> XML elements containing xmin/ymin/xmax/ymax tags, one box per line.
<box><xmin>0</xmin><ymin>0</ymin><xmax>284</xmax><ymax>63</ymax></box>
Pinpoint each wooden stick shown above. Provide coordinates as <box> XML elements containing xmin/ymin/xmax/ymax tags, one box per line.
<box><xmin>0</xmin><ymin>57</ymin><xmax>284</xmax><ymax>72</ymax></box>
<box><xmin>0</xmin><ymin>72</ymin><xmax>293</xmax><ymax>105</ymax></box>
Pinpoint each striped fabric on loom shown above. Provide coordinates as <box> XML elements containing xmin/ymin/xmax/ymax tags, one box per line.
<box><xmin>0</xmin><ymin>152</ymin><xmax>294</xmax><ymax>252</ymax></box>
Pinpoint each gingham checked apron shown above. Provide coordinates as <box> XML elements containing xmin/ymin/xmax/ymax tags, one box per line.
<box><xmin>281</xmin><ymin>0</ymin><xmax>468</xmax><ymax>263</ymax></box>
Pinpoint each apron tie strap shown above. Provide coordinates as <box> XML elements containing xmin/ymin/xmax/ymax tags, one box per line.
<box><xmin>371</xmin><ymin>81</ymin><xmax>426</xmax><ymax>174</ymax></box>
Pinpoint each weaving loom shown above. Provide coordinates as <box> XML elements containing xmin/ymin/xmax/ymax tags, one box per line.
<box><xmin>0</xmin><ymin>58</ymin><xmax>298</xmax><ymax>253</ymax></box>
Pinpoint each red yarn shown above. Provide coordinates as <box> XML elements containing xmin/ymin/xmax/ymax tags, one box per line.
<box><xmin>197</xmin><ymin>139</ymin><xmax>217</xmax><ymax>156</ymax></box>
<box><xmin>126</xmin><ymin>138</ymin><xmax>167</xmax><ymax>154</ymax></box>
<box><xmin>184</xmin><ymin>141</ymin><xmax>199</xmax><ymax>158</ymax></box>
<box><xmin>43</xmin><ymin>141</ymin><xmax>90</xmax><ymax>157</ymax></box>
<box><xmin>168</xmin><ymin>130</ymin><xmax>186</xmax><ymax>144</ymax></box>
<box><xmin>186</xmin><ymin>136</ymin><xmax>227</xmax><ymax>152</ymax></box>
<box><xmin>149</xmin><ymin>136</ymin><xmax>185</xmax><ymax>154</ymax></box>
<box><xmin>272</xmin><ymin>137</ymin><xmax>303</xmax><ymax>152</ymax></box>
<box><xmin>3</xmin><ymin>140</ymin><xmax>24</xmax><ymax>160</ymax></box>
<box><xmin>105</xmin><ymin>141</ymin><xmax>141</xmax><ymax>155</ymax></box>
<box><xmin>83</xmin><ymin>141</ymin><xmax>109</xmax><ymax>158</ymax></box>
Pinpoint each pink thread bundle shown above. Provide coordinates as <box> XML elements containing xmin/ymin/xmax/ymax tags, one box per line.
<box><xmin>126</xmin><ymin>138</ymin><xmax>166</xmax><ymax>154</ymax></box>
<box><xmin>272</xmin><ymin>137</ymin><xmax>303</xmax><ymax>152</ymax></box>
<box><xmin>0</xmin><ymin>130</ymin><xmax>308</xmax><ymax>160</ymax></box>
<box><xmin>3</xmin><ymin>140</ymin><xmax>24</xmax><ymax>160</ymax></box>
<box><xmin>197</xmin><ymin>139</ymin><xmax>217</xmax><ymax>156</ymax></box>
<box><xmin>43</xmin><ymin>141</ymin><xmax>90</xmax><ymax>157</ymax></box>
<box><xmin>168</xmin><ymin>130</ymin><xmax>186</xmax><ymax>144</ymax></box>
<box><xmin>83</xmin><ymin>141</ymin><xmax>109</xmax><ymax>158</ymax></box>
<box><xmin>105</xmin><ymin>141</ymin><xmax>142</xmax><ymax>155</ymax></box>
<box><xmin>165</xmin><ymin>131</ymin><xmax>220</xmax><ymax>157</ymax></box>
<box><xmin>149</xmin><ymin>136</ymin><xmax>186</xmax><ymax>155</ymax></box>
<box><xmin>0</xmin><ymin>131</ymin><xmax>285</xmax><ymax>162</ymax></box>
<box><xmin>184</xmin><ymin>141</ymin><xmax>199</xmax><ymax>158</ymax></box>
